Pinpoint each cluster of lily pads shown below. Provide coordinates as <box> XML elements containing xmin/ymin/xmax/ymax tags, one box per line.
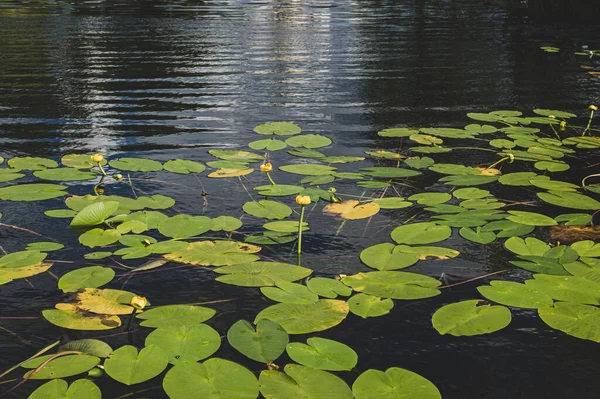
<box><xmin>0</xmin><ymin>109</ymin><xmax>599</xmax><ymax>398</ymax></box>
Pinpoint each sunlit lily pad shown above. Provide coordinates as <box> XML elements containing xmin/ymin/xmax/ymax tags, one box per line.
<box><xmin>264</xmin><ymin>221</ymin><xmax>309</xmax><ymax>233</ymax></box>
<box><xmin>286</xmin><ymin>337</ymin><xmax>357</xmax><ymax>371</ymax></box>
<box><xmin>0</xmin><ymin>183</ymin><xmax>67</xmax><ymax>201</ymax></box>
<box><xmin>477</xmin><ymin>281</ymin><xmax>554</xmax><ymax>308</ymax></box>
<box><xmin>459</xmin><ymin>227</ymin><xmax>496</xmax><ymax>244</ymax></box>
<box><xmin>360</xmin><ymin>243</ymin><xmax>419</xmax><ymax>271</ymax></box>
<box><xmin>34</xmin><ymin>168</ymin><xmax>97</xmax><ymax>181</ymax></box>
<box><xmin>75</xmin><ymin>288</ymin><xmax>136</xmax><ymax>315</ymax></box>
<box><xmin>145</xmin><ymin>324</ymin><xmax>221</xmax><ymax>364</ymax></box>
<box><xmin>104</xmin><ymin>345</ymin><xmax>169</xmax><ymax>385</ymax></box>
<box><xmin>307</xmin><ymin>277</ymin><xmax>352</xmax><ymax>298</ymax></box>
<box><xmin>504</xmin><ymin>236</ymin><xmax>550</xmax><ymax>256</ymax></box>
<box><xmin>42</xmin><ymin>303</ymin><xmax>121</xmax><ymax>330</ymax></box>
<box><xmin>279</xmin><ymin>164</ymin><xmax>337</xmax><ymax>175</ymax></box>
<box><xmin>261</xmin><ymin>281</ymin><xmax>319</xmax><ymax>304</ymax></box>
<box><xmin>165</xmin><ymin>240</ymin><xmax>260</xmax><ymax>266</ymax></box>
<box><xmin>352</xmin><ymin>367</ymin><xmax>441</xmax><ymax>399</ymax></box>
<box><xmin>323</xmin><ymin>200</ymin><xmax>380</xmax><ymax>220</ymax></box>
<box><xmin>391</xmin><ymin>222</ymin><xmax>452</xmax><ymax>245</ymax></box>
<box><xmin>227</xmin><ymin>319</ymin><xmax>289</xmax><ymax>363</ymax></box>
<box><xmin>525</xmin><ymin>274</ymin><xmax>600</xmax><ymax>305</ymax></box>
<box><xmin>109</xmin><ymin>157</ymin><xmax>163</xmax><ymax>172</ymax></box>
<box><xmin>537</xmin><ymin>190</ymin><xmax>600</xmax><ymax>210</ymax></box>
<box><xmin>285</xmin><ymin>134</ymin><xmax>332</xmax><ymax>149</ymax></box>
<box><xmin>254</xmin><ymin>121</ymin><xmax>302</xmax><ymax>136</ymax></box>
<box><xmin>208</xmin><ymin>168</ymin><xmax>254</xmax><ymax>178</ymax></box>
<box><xmin>506</xmin><ymin>210</ymin><xmax>557</xmax><ymax>226</ymax></box>
<box><xmin>25</xmin><ymin>242</ymin><xmax>64</xmax><ymax>252</ymax></box>
<box><xmin>137</xmin><ymin>305</ymin><xmax>216</xmax><ymax>328</ymax></box>
<box><xmin>538</xmin><ymin>302</ymin><xmax>600</xmax><ymax>343</ymax></box>
<box><xmin>377</xmin><ymin>127</ymin><xmax>418</xmax><ymax>137</ymax></box>
<box><xmin>348</xmin><ymin>293</ymin><xmax>394</xmax><ymax>318</ymax></box>
<box><xmin>214</xmin><ymin>262</ymin><xmax>312</xmax><ymax>287</ymax></box>
<box><xmin>70</xmin><ymin>201</ymin><xmax>120</xmax><ymax>227</ymax></box>
<box><xmin>0</xmin><ymin>250</ymin><xmax>47</xmax><ymax>268</ymax></box>
<box><xmin>163</xmin><ymin>159</ymin><xmax>206</xmax><ymax>174</ymax></box>
<box><xmin>254</xmin><ymin>299</ymin><xmax>349</xmax><ymax>334</ymax></box>
<box><xmin>78</xmin><ymin>228</ymin><xmax>121</xmax><ymax>248</ymax></box>
<box><xmin>259</xmin><ymin>364</ymin><xmax>353</xmax><ymax>399</ymax></box>
<box><xmin>163</xmin><ymin>358</ymin><xmax>259</xmax><ymax>399</ymax></box>
<box><xmin>432</xmin><ymin>300</ymin><xmax>512</xmax><ymax>336</ymax></box>
<box><xmin>365</xmin><ymin>150</ymin><xmax>404</xmax><ymax>160</ymax></box>
<box><xmin>0</xmin><ymin>168</ymin><xmax>25</xmax><ymax>182</ymax></box>
<box><xmin>481</xmin><ymin>220</ymin><xmax>534</xmax><ymax>238</ymax></box>
<box><xmin>58</xmin><ymin>266</ymin><xmax>115</xmax><ymax>293</ymax></box>
<box><xmin>61</xmin><ymin>154</ymin><xmax>107</xmax><ymax>169</ymax></box>
<box><xmin>249</xmin><ymin>138</ymin><xmax>288</xmax><ymax>151</ymax></box>
<box><xmin>8</xmin><ymin>156</ymin><xmax>57</xmax><ymax>170</ymax></box>
<box><xmin>533</xmin><ymin>109</ymin><xmax>576</xmax><ymax>118</ymax></box>
<box><xmin>254</xmin><ymin>184</ymin><xmax>304</xmax><ymax>196</ymax></box>
<box><xmin>342</xmin><ymin>271</ymin><xmax>441</xmax><ymax>300</ymax></box>
<box><xmin>571</xmin><ymin>241</ymin><xmax>600</xmax><ymax>257</ymax></box>
<box><xmin>22</xmin><ymin>354</ymin><xmax>100</xmax><ymax>380</ymax></box>
<box><xmin>553</xmin><ymin>213</ymin><xmax>592</xmax><ymax>226</ymax></box>
<box><xmin>28</xmin><ymin>379</ymin><xmax>101</xmax><ymax>399</ymax></box>
<box><xmin>360</xmin><ymin>167</ymin><xmax>421</xmax><ymax>178</ymax></box>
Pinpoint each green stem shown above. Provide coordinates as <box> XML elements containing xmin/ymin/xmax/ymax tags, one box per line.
<box><xmin>487</xmin><ymin>156</ymin><xmax>510</xmax><ymax>170</ymax></box>
<box><xmin>97</xmin><ymin>162</ymin><xmax>107</xmax><ymax>176</ymax></box>
<box><xmin>126</xmin><ymin>308</ymin><xmax>136</xmax><ymax>331</ymax></box>
<box><xmin>582</xmin><ymin>110</ymin><xmax>595</xmax><ymax>136</ymax></box>
<box><xmin>266</xmin><ymin>172</ymin><xmax>276</xmax><ymax>186</ymax></box>
<box><xmin>297</xmin><ymin>205</ymin><xmax>306</xmax><ymax>265</ymax></box>
<box><xmin>549</xmin><ymin>123</ymin><xmax>561</xmax><ymax>140</ymax></box>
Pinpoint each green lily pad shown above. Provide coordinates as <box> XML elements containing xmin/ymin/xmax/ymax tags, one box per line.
<box><xmin>420</xmin><ymin>127</ymin><xmax>474</xmax><ymax>139</ymax></box>
<box><xmin>58</xmin><ymin>266</ymin><xmax>115</xmax><ymax>293</ymax></box>
<box><xmin>525</xmin><ymin>274</ymin><xmax>600</xmax><ymax>305</ymax></box>
<box><xmin>104</xmin><ymin>345</ymin><xmax>169</xmax><ymax>385</ymax></box>
<box><xmin>74</xmin><ymin>288</ymin><xmax>136</xmax><ymax>315</ymax></box>
<box><xmin>264</xmin><ymin>221</ymin><xmax>309</xmax><ymax>233</ymax></box>
<box><xmin>537</xmin><ymin>191</ymin><xmax>600</xmax><ymax>210</ymax></box>
<box><xmin>279</xmin><ymin>164</ymin><xmax>337</xmax><ymax>176</ymax></box>
<box><xmin>8</xmin><ymin>156</ymin><xmax>57</xmax><ymax>170</ymax></box>
<box><xmin>571</xmin><ymin>241</ymin><xmax>600</xmax><ymax>257</ymax></box>
<box><xmin>538</xmin><ymin>302</ymin><xmax>600</xmax><ymax>343</ymax></box>
<box><xmin>477</xmin><ymin>281</ymin><xmax>554</xmax><ymax>308</ymax></box>
<box><xmin>286</xmin><ymin>337</ymin><xmax>357</xmax><ymax>371</ymax></box>
<box><xmin>0</xmin><ymin>168</ymin><xmax>25</xmax><ymax>182</ymax></box>
<box><xmin>510</xmin><ymin>256</ymin><xmax>568</xmax><ymax>275</ymax></box>
<box><xmin>287</xmin><ymin>148</ymin><xmax>326</xmax><ymax>158</ymax></box>
<box><xmin>408</xmin><ymin>192</ymin><xmax>452</xmax><ymax>205</ymax></box>
<box><xmin>165</xmin><ymin>240</ymin><xmax>260</xmax><ymax>266</ymax></box>
<box><xmin>555</xmin><ymin>213</ymin><xmax>592</xmax><ymax>226</ymax></box>
<box><xmin>163</xmin><ymin>358</ymin><xmax>259</xmax><ymax>399</ymax></box>
<box><xmin>301</xmin><ymin>174</ymin><xmax>336</xmax><ymax>185</ymax></box>
<box><xmin>391</xmin><ymin>222</ymin><xmax>452</xmax><ymax>245</ymax></box>
<box><xmin>25</xmin><ymin>242</ymin><xmax>64</xmax><ymax>251</ymax></box>
<box><xmin>360</xmin><ymin>167</ymin><xmax>421</xmax><ymax>178</ymax></box>
<box><xmin>34</xmin><ymin>168</ymin><xmax>97</xmax><ymax>181</ymax></box>
<box><xmin>377</xmin><ymin>127</ymin><xmax>418</xmax><ymax>137</ymax></box>
<box><xmin>459</xmin><ymin>227</ymin><xmax>496</xmax><ymax>244</ymax></box>
<box><xmin>356</xmin><ymin>180</ymin><xmax>391</xmax><ymax>189</ymax></box>
<box><xmin>227</xmin><ymin>319</ymin><xmax>289</xmax><ymax>363</ymax></box>
<box><xmin>352</xmin><ymin>367</ymin><xmax>441</xmax><ymax>399</ymax></box>
<box><xmin>109</xmin><ymin>157</ymin><xmax>163</xmax><ymax>172</ymax></box>
<box><xmin>506</xmin><ymin>210</ymin><xmax>557</xmax><ymax>226</ymax></box>
<box><xmin>504</xmin><ymin>236</ymin><xmax>550</xmax><ymax>256</ymax></box>
<box><xmin>371</xmin><ymin>197</ymin><xmax>412</xmax><ymax>209</ymax></box>
<box><xmin>342</xmin><ymin>271</ymin><xmax>441</xmax><ymax>300</ymax></box>
<box><xmin>432</xmin><ymin>300</ymin><xmax>512</xmax><ymax>336</ymax></box>
<box><xmin>348</xmin><ymin>293</ymin><xmax>394</xmax><ymax>318</ymax></box>
<box><xmin>78</xmin><ymin>228</ymin><xmax>121</xmax><ymax>248</ymax></box>
<box><xmin>0</xmin><ymin>250</ymin><xmax>47</xmax><ymax>268</ymax></box>
<box><xmin>206</xmin><ymin>160</ymin><xmax>249</xmax><ymax>169</ymax></box>
<box><xmin>439</xmin><ymin>175</ymin><xmax>498</xmax><ymax>186</ymax></box>
<box><xmin>210</xmin><ymin>216</ymin><xmax>242</xmax><ymax>232</ymax></box>
<box><xmin>320</xmin><ymin>156</ymin><xmax>365</xmax><ymax>164</ymax></box>
<box><xmin>136</xmin><ymin>305</ymin><xmax>216</xmax><ymax>328</ymax></box>
<box><xmin>306</xmin><ymin>277</ymin><xmax>352</xmax><ymax>298</ymax></box>
<box><xmin>42</xmin><ymin>304</ymin><xmax>121</xmax><ymax>330</ymax></box>
<box><xmin>59</xmin><ymin>339</ymin><xmax>113</xmax><ymax>358</ymax></box>
<box><xmin>62</xmin><ymin>154</ymin><xmax>107</xmax><ymax>169</ymax></box>
<box><xmin>0</xmin><ymin>183</ymin><xmax>67</xmax><ymax>201</ymax></box>
<box><xmin>70</xmin><ymin>201</ymin><xmax>120</xmax><ymax>227</ymax></box>
<box><xmin>214</xmin><ymin>262</ymin><xmax>312</xmax><ymax>287</ymax></box>
<box><xmin>163</xmin><ymin>159</ymin><xmax>206</xmax><ymax>174</ymax></box>
<box><xmin>158</xmin><ymin>214</ymin><xmax>213</xmax><ymax>239</ymax></box>
<box><xmin>360</xmin><ymin>243</ymin><xmax>420</xmax><ymax>271</ymax></box>
<box><xmin>481</xmin><ymin>220</ymin><xmax>534</xmax><ymax>238</ymax></box>
<box><xmin>533</xmin><ymin>109</ymin><xmax>576</xmax><ymax>118</ymax></box>
<box><xmin>145</xmin><ymin>324</ymin><xmax>221</xmax><ymax>364</ymax></box>
<box><xmin>254</xmin><ymin>299</ymin><xmax>349</xmax><ymax>334</ymax></box>
<box><xmin>285</xmin><ymin>134</ymin><xmax>332</xmax><ymax>149</ymax></box>
<box><xmin>245</xmin><ymin>232</ymin><xmax>296</xmax><ymax>245</ymax></box>
<box><xmin>254</xmin><ymin>184</ymin><xmax>304</xmax><ymax>197</ymax></box>
<box><xmin>404</xmin><ymin>156</ymin><xmax>435</xmax><ymax>169</ymax></box>
<box><xmin>260</xmin><ymin>365</ymin><xmax>353</xmax><ymax>399</ymax></box>
<box><xmin>254</xmin><ymin>121</ymin><xmax>302</xmax><ymax>136</ymax></box>
<box><xmin>22</xmin><ymin>355</ymin><xmax>100</xmax><ymax>379</ymax></box>
<box><xmin>490</xmin><ymin>139</ymin><xmax>516</xmax><ymax>149</ymax></box>
<box><xmin>249</xmin><ymin>138</ymin><xmax>288</xmax><ymax>151</ymax></box>
<box><xmin>261</xmin><ymin>281</ymin><xmax>319</xmax><ymax>304</ymax></box>
<box><xmin>453</xmin><ymin>187</ymin><xmax>491</xmax><ymax>199</ymax></box>
<box><xmin>28</xmin><ymin>379</ymin><xmax>101</xmax><ymax>399</ymax></box>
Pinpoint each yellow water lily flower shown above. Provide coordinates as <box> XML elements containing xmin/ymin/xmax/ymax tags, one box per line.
<box><xmin>91</xmin><ymin>153</ymin><xmax>104</xmax><ymax>163</ymax></box>
<box><xmin>295</xmin><ymin>195</ymin><xmax>311</xmax><ymax>206</ymax></box>
<box><xmin>114</xmin><ymin>173</ymin><xmax>123</xmax><ymax>181</ymax></box>
<box><xmin>559</xmin><ymin>121</ymin><xmax>567</xmax><ymax>129</ymax></box>
<box><xmin>260</xmin><ymin>162</ymin><xmax>273</xmax><ymax>172</ymax></box>
<box><xmin>130</xmin><ymin>296</ymin><xmax>148</xmax><ymax>310</ymax></box>
<box><xmin>589</xmin><ymin>104</ymin><xmax>598</xmax><ymax>111</ymax></box>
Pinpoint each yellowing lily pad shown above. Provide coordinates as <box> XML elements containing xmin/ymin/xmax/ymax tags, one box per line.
<box><xmin>164</xmin><ymin>240</ymin><xmax>260</xmax><ymax>266</ymax></box>
<box><xmin>323</xmin><ymin>200</ymin><xmax>380</xmax><ymax>220</ymax></box>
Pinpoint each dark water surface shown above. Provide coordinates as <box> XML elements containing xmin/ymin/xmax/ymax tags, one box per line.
<box><xmin>1</xmin><ymin>1</ymin><xmax>599</xmax><ymax>398</ymax></box>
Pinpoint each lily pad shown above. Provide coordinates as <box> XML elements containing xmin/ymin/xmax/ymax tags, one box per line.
<box><xmin>432</xmin><ymin>300</ymin><xmax>512</xmax><ymax>336</ymax></box>
<box><xmin>62</xmin><ymin>153</ymin><xmax>107</xmax><ymax>169</ymax></box>
<box><xmin>8</xmin><ymin>156</ymin><xmax>57</xmax><ymax>170</ymax></box>
<box><xmin>109</xmin><ymin>157</ymin><xmax>163</xmax><ymax>172</ymax></box>
<box><xmin>504</xmin><ymin>236</ymin><xmax>550</xmax><ymax>256</ymax></box>
<box><xmin>279</xmin><ymin>164</ymin><xmax>337</xmax><ymax>176</ymax></box>
<box><xmin>0</xmin><ymin>183</ymin><xmax>67</xmax><ymax>201</ymax></box>
<box><xmin>408</xmin><ymin>192</ymin><xmax>452</xmax><ymax>205</ymax></box>
<box><xmin>210</xmin><ymin>216</ymin><xmax>243</xmax><ymax>232</ymax></box>
<box><xmin>58</xmin><ymin>266</ymin><xmax>115</xmax><ymax>293</ymax></box>
<box><xmin>525</xmin><ymin>274</ymin><xmax>600</xmax><ymax>305</ymax></box>
<box><xmin>42</xmin><ymin>304</ymin><xmax>121</xmax><ymax>330</ymax></box>
<box><xmin>249</xmin><ymin>138</ymin><xmax>287</xmax><ymax>151</ymax></box>
<box><xmin>306</xmin><ymin>277</ymin><xmax>352</xmax><ymax>298</ymax></box>
<box><xmin>254</xmin><ymin>121</ymin><xmax>302</xmax><ymax>136</ymax></box>
<box><xmin>78</xmin><ymin>228</ymin><xmax>121</xmax><ymax>248</ymax></box>
<box><xmin>208</xmin><ymin>168</ymin><xmax>254</xmax><ymax>178</ymax></box>
<box><xmin>285</xmin><ymin>134</ymin><xmax>332</xmax><ymax>149</ymax></box>
<box><xmin>372</xmin><ymin>197</ymin><xmax>413</xmax><ymax>209</ymax></box>
<box><xmin>391</xmin><ymin>222</ymin><xmax>452</xmax><ymax>245</ymax></box>
<box><xmin>459</xmin><ymin>227</ymin><xmax>496</xmax><ymax>244</ymax></box>
<box><xmin>506</xmin><ymin>210</ymin><xmax>557</xmax><ymax>226</ymax></box>
<box><xmin>28</xmin><ymin>379</ymin><xmax>101</xmax><ymax>399</ymax></box>
<box><xmin>163</xmin><ymin>159</ymin><xmax>206</xmax><ymax>174</ymax></box>
<box><xmin>163</xmin><ymin>358</ymin><xmax>259</xmax><ymax>399</ymax></box>
<box><xmin>227</xmin><ymin>319</ymin><xmax>289</xmax><ymax>363</ymax></box>
<box><xmin>261</xmin><ymin>281</ymin><xmax>319</xmax><ymax>304</ymax></box>
<box><xmin>164</xmin><ymin>240</ymin><xmax>260</xmax><ymax>266</ymax></box>
<box><xmin>286</xmin><ymin>337</ymin><xmax>357</xmax><ymax>371</ymax></box>
<box><xmin>352</xmin><ymin>367</ymin><xmax>441</xmax><ymax>399</ymax></box>
<box><xmin>360</xmin><ymin>243</ymin><xmax>419</xmax><ymax>271</ymax></box>
<box><xmin>0</xmin><ymin>250</ymin><xmax>47</xmax><ymax>268</ymax></box>
<box><xmin>158</xmin><ymin>214</ymin><xmax>213</xmax><ymax>239</ymax></box>
<box><xmin>264</xmin><ymin>221</ymin><xmax>309</xmax><ymax>233</ymax></box>
<box><xmin>214</xmin><ymin>262</ymin><xmax>312</xmax><ymax>287</ymax></box>
<box><xmin>254</xmin><ymin>299</ymin><xmax>349</xmax><ymax>334</ymax></box>
<box><xmin>145</xmin><ymin>324</ymin><xmax>221</xmax><ymax>364</ymax></box>
<box><xmin>554</xmin><ymin>213</ymin><xmax>592</xmax><ymax>226</ymax></box>
<box><xmin>104</xmin><ymin>345</ymin><xmax>169</xmax><ymax>385</ymax></box>
<box><xmin>259</xmin><ymin>364</ymin><xmax>353</xmax><ymax>399</ymax></box>
<box><xmin>323</xmin><ymin>200</ymin><xmax>380</xmax><ymax>220</ymax></box>
<box><xmin>360</xmin><ymin>167</ymin><xmax>421</xmax><ymax>178</ymax></box>
<box><xmin>537</xmin><ymin>191</ymin><xmax>600</xmax><ymax>210</ymax></box>
<box><xmin>34</xmin><ymin>168</ymin><xmax>97</xmax><ymax>181</ymax></box>
<box><xmin>243</xmin><ymin>200</ymin><xmax>293</xmax><ymax>220</ymax></box>
<box><xmin>254</xmin><ymin>184</ymin><xmax>304</xmax><ymax>196</ymax></box>
<box><xmin>137</xmin><ymin>305</ymin><xmax>216</xmax><ymax>328</ymax></box>
<box><xmin>377</xmin><ymin>127</ymin><xmax>417</xmax><ymax>137</ymax></box>
<box><xmin>22</xmin><ymin>355</ymin><xmax>100</xmax><ymax>380</ymax></box>
<box><xmin>342</xmin><ymin>271</ymin><xmax>441</xmax><ymax>300</ymax></box>
<box><xmin>348</xmin><ymin>293</ymin><xmax>394</xmax><ymax>318</ymax></box>
<box><xmin>70</xmin><ymin>201</ymin><xmax>120</xmax><ymax>227</ymax></box>
<box><xmin>75</xmin><ymin>288</ymin><xmax>136</xmax><ymax>315</ymax></box>
<box><xmin>59</xmin><ymin>339</ymin><xmax>113</xmax><ymax>358</ymax></box>
<box><xmin>477</xmin><ymin>281</ymin><xmax>554</xmax><ymax>309</ymax></box>
<box><xmin>538</xmin><ymin>302</ymin><xmax>600</xmax><ymax>343</ymax></box>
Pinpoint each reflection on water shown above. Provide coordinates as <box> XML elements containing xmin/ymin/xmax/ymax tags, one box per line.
<box><xmin>1</xmin><ymin>1</ymin><xmax>599</xmax><ymax>398</ymax></box>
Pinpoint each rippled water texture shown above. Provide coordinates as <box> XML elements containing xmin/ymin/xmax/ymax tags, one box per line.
<box><xmin>1</xmin><ymin>1</ymin><xmax>599</xmax><ymax>398</ymax></box>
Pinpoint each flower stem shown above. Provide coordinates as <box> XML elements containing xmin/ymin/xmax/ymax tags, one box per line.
<box><xmin>126</xmin><ymin>308</ymin><xmax>136</xmax><ymax>331</ymax></box>
<box><xmin>266</xmin><ymin>172</ymin><xmax>276</xmax><ymax>185</ymax></box>
<box><xmin>297</xmin><ymin>205</ymin><xmax>305</xmax><ymax>265</ymax></box>
<box><xmin>97</xmin><ymin>162</ymin><xmax>107</xmax><ymax>176</ymax></box>
<box><xmin>582</xmin><ymin>110</ymin><xmax>595</xmax><ymax>136</ymax></box>
<box><xmin>487</xmin><ymin>156</ymin><xmax>509</xmax><ymax>170</ymax></box>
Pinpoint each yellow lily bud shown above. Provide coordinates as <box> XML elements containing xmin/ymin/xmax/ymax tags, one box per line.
<box><xmin>507</xmin><ymin>153</ymin><xmax>515</xmax><ymax>163</ymax></box>
<box><xmin>260</xmin><ymin>162</ymin><xmax>272</xmax><ymax>172</ymax></box>
<box><xmin>548</xmin><ymin>114</ymin><xmax>556</xmax><ymax>119</ymax></box>
<box><xmin>130</xmin><ymin>296</ymin><xmax>147</xmax><ymax>310</ymax></box>
<box><xmin>295</xmin><ymin>195</ymin><xmax>311</xmax><ymax>206</ymax></box>
<box><xmin>91</xmin><ymin>153</ymin><xmax>104</xmax><ymax>163</ymax></box>
<box><xmin>95</xmin><ymin>186</ymin><xmax>105</xmax><ymax>195</ymax></box>
<box><xmin>114</xmin><ymin>173</ymin><xmax>123</xmax><ymax>181</ymax></box>
<box><xmin>589</xmin><ymin>104</ymin><xmax>598</xmax><ymax>111</ymax></box>
<box><xmin>559</xmin><ymin>120</ymin><xmax>567</xmax><ymax>130</ymax></box>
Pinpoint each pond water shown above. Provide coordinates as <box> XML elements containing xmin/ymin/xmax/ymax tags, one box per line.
<box><xmin>1</xmin><ymin>1</ymin><xmax>599</xmax><ymax>398</ymax></box>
